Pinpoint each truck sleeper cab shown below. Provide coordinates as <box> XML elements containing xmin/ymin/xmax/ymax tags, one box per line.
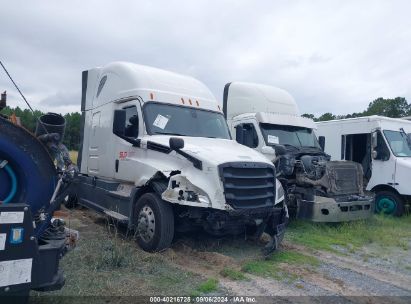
<box><xmin>75</xmin><ymin>62</ymin><xmax>287</xmax><ymax>253</ymax></box>
<box><xmin>316</xmin><ymin>116</ymin><xmax>411</xmax><ymax>216</ymax></box>
<box><xmin>223</xmin><ymin>82</ymin><xmax>374</xmax><ymax>222</ymax></box>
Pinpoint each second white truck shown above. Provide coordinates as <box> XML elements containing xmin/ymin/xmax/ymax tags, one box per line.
<box><xmin>223</xmin><ymin>82</ymin><xmax>374</xmax><ymax>222</ymax></box>
<box><xmin>316</xmin><ymin>116</ymin><xmax>411</xmax><ymax>216</ymax></box>
<box><xmin>71</xmin><ymin>62</ymin><xmax>288</xmax><ymax>253</ymax></box>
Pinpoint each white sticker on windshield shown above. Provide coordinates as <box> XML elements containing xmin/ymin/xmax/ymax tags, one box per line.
<box><xmin>153</xmin><ymin>114</ymin><xmax>169</xmax><ymax>130</ymax></box>
<box><xmin>267</xmin><ymin>135</ymin><xmax>279</xmax><ymax>144</ymax></box>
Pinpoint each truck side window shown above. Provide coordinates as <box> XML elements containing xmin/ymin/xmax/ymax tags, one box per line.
<box><xmin>235</xmin><ymin>123</ymin><xmax>258</xmax><ymax>148</ymax></box>
<box><xmin>375</xmin><ymin>131</ymin><xmax>390</xmax><ymax>161</ymax></box>
<box><xmin>124</xmin><ymin>106</ymin><xmax>139</xmax><ymax>138</ymax></box>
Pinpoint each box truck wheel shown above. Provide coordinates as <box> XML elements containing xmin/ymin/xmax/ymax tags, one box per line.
<box><xmin>375</xmin><ymin>191</ymin><xmax>404</xmax><ymax>216</ymax></box>
<box><xmin>133</xmin><ymin>193</ymin><xmax>174</xmax><ymax>252</ymax></box>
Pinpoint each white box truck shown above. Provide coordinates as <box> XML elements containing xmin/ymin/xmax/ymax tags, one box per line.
<box><xmin>72</xmin><ymin>62</ymin><xmax>288</xmax><ymax>253</ymax></box>
<box><xmin>223</xmin><ymin>82</ymin><xmax>374</xmax><ymax>222</ymax></box>
<box><xmin>316</xmin><ymin>116</ymin><xmax>411</xmax><ymax>216</ymax></box>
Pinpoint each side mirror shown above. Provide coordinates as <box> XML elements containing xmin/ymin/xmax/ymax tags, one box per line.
<box><xmin>371</xmin><ymin>132</ymin><xmax>378</xmax><ymax>149</ymax></box>
<box><xmin>318</xmin><ymin>136</ymin><xmax>325</xmax><ymax>151</ymax></box>
<box><xmin>169</xmin><ymin>137</ymin><xmax>184</xmax><ymax>150</ymax></box>
<box><xmin>113</xmin><ymin>110</ymin><xmax>126</xmax><ymax>136</ymax></box>
<box><xmin>235</xmin><ymin>125</ymin><xmax>245</xmax><ymax>143</ymax></box>
<box><xmin>274</xmin><ymin>144</ymin><xmax>286</xmax><ymax>156</ymax></box>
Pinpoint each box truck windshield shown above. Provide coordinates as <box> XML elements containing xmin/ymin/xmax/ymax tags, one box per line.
<box><xmin>144</xmin><ymin>102</ymin><xmax>231</xmax><ymax>139</ymax></box>
<box><xmin>383</xmin><ymin>130</ymin><xmax>411</xmax><ymax>157</ymax></box>
<box><xmin>260</xmin><ymin>123</ymin><xmax>321</xmax><ymax>149</ymax></box>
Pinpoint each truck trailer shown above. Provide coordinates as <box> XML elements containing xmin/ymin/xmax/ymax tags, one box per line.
<box><xmin>72</xmin><ymin>62</ymin><xmax>288</xmax><ymax>254</ymax></box>
<box><xmin>316</xmin><ymin>116</ymin><xmax>411</xmax><ymax>216</ymax></box>
<box><xmin>223</xmin><ymin>82</ymin><xmax>374</xmax><ymax>222</ymax></box>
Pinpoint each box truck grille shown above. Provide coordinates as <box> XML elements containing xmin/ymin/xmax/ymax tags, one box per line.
<box><xmin>219</xmin><ymin>162</ymin><xmax>276</xmax><ymax>209</ymax></box>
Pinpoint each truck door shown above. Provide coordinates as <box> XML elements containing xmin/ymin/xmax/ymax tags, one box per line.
<box><xmin>113</xmin><ymin>103</ymin><xmax>143</xmax><ymax>181</ymax></box>
<box><xmin>368</xmin><ymin>130</ymin><xmax>396</xmax><ymax>190</ymax></box>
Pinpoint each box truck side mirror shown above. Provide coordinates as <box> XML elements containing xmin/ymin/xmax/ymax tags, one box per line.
<box><xmin>113</xmin><ymin>110</ymin><xmax>126</xmax><ymax>136</ymax></box>
<box><xmin>318</xmin><ymin>136</ymin><xmax>325</xmax><ymax>151</ymax></box>
<box><xmin>371</xmin><ymin>132</ymin><xmax>378</xmax><ymax>149</ymax></box>
<box><xmin>169</xmin><ymin>137</ymin><xmax>184</xmax><ymax>150</ymax></box>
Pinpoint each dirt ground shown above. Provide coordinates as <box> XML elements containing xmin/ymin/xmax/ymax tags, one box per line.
<box><xmin>32</xmin><ymin>207</ymin><xmax>411</xmax><ymax>303</ymax></box>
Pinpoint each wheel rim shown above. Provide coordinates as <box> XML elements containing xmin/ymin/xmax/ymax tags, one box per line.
<box><xmin>376</xmin><ymin>197</ymin><xmax>397</xmax><ymax>215</ymax></box>
<box><xmin>137</xmin><ymin>205</ymin><xmax>155</xmax><ymax>242</ymax></box>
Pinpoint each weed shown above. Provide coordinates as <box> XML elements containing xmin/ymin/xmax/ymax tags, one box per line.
<box><xmin>241</xmin><ymin>250</ymin><xmax>318</xmax><ymax>282</ymax></box>
<box><xmin>195</xmin><ymin>278</ymin><xmax>219</xmax><ymax>294</ymax></box>
<box><xmin>69</xmin><ymin>150</ymin><xmax>78</xmax><ymax>164</ymax></box>
<box><xmin>220</xmin><ymin>268</ymin><xmax>247</xmax><ymax>281</ymax></box>
<box><xmin>286</xmin><ymin>215</ymin><xmax>411</xmax><ymax>253</ymax></box>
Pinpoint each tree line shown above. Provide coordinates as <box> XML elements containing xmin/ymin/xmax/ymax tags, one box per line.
<box><xmin>303</xmin><ymin>97</ymin><xmax>411</xmax><ymax>121</ymax></box>
<box><xmin>1</xmin><ymin>97</ymin><xmax>410</xmax><ymax>151</ymax></box>
<box><xmin>1</xmin><ymin>106</ymin><xmax>81</xmax><ymax>151</ymax></box>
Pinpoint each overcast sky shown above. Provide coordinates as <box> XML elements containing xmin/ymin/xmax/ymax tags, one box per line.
<box><xmin>1</xmin><ymin>0</ymin><xmax>410</xmax><ymax>116</ymax></box>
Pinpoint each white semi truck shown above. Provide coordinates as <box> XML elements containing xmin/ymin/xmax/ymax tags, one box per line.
<box><xmin>223</xmin><ymin>82</ymin><xmax>374</xmax><ymax>222</ymax></box>
<box><xmin>72</xmin><ymin>62</ymin><xmax>287</xmax><ymax>253</ymax></box>
<box><xmin>316</xmin><ymin>116</ymin><xmax>411</xmax><ymax>216</ymax></box>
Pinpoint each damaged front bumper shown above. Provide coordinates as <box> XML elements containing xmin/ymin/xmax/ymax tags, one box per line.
<box><xmin>229</xmin><ymin>204</ymin><xmax>288</xmax><ymax>255</ymax></box>
<box><xmin>298</xmin><ymin>195</ymin><xmax>374</xmax><ymax>222</ymax></box>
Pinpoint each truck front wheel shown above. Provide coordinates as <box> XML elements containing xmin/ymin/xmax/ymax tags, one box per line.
<box><xmin>375</xmin><ymin>191</ymin><xmax>404</xmax><ymax>216</ymax></box>
<box><xmin>133</xmin><ymin>193</ymin><xmax>174</xmax><ymax>252</ymax></box>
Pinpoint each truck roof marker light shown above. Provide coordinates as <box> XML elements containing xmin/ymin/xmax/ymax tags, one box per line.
<box><xmin>181</xmin><ymin>98</ymin><xmax>185</xmax><ymax>104</ymax></box>
<box><xmin>150</xmin><ymin>93</ymin><xmax>154</xmax><ymax>100</ymax></box>
<box><xmin>196</xmin><ymin>100</ymin><xmax>200</xmax><ymax>106</ymax></box>
<box><xmin>189</xmin><ymin>99</ymin><xmax>192</xmax><ymax>105</ymax></box>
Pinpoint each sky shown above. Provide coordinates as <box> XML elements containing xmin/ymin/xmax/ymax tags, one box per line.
<box><xmin>1</xmin><ymin>0</ymin><xmax>410</xmax><ymax>116</ymax></box>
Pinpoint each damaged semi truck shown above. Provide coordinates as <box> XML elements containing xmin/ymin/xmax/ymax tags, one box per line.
<box><xmin>223</xmin><ymin>82</ymin><xmax>374</xmax><ymax>222</ymax></box>
<box><xmin>71</xmin><ymin>62</ymin><xmax>288</xmax><ymax>253</ymax></box>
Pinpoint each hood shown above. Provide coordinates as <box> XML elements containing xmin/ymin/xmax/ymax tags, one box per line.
<box><xmin>396</xmin><ymin>157</ymin><xmax>411</xmax><ymax>168</ymax></box>
<box><xmin>145</xmin><ymin>135</ymin><xmax>272</xmax><ymax>166</ymax></box>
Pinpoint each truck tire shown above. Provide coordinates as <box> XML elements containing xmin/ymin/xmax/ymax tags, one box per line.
<box><xmin>133</xmin><ymin>193</ymin><xmax>174</xmax><ymax>252</ymax></box>
<box><xmin>375</xmin><ymin>191</ymin><xmax>404</xmax><ymax>216</ymax></box>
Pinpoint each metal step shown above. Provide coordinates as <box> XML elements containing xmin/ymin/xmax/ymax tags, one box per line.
<box><xmin>103</xmin><ymin>210</ymin><xmax>129</xmax><ymax>222</ymax></box>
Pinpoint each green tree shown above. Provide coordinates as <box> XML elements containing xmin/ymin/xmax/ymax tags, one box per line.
<box><xmin>365</xmin><ymin>97</ymin><xmax>410</xmax><ymax>118</ymax></box>
<box><xmin>317</xmin><ymin>112</ymin><xmax>336</xmax><ymax>121</ymax></box>
<box><xmin>301</xmin><ymin>113</ymin><xmax>316</xmax><ymax>120</ymax></box>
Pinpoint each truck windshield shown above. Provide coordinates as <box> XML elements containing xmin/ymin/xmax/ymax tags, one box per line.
<box><xmin>260</xmin><ymin>123</ymin><xmax>320</xmax><ymax>148</ymax></box>
<box><xmin>144</xmin><ymin>102</ymin><xmax>231</xmax><ymax>139</ymax></box>
<box><xmin>383</xmin><ymin>130</ymin><xmax>411</xmax><ymax>157</ymax></box>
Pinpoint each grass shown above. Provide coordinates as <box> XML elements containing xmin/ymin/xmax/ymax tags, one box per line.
<box><xmin>69</xmin><ymin>150</ymin><xmax>78</xmax><ymax>164</ymax></box>
<box><xmin>286</xmin><ymin>214</ymin><xmax>411</xmax><ymax>253</ymax></box>
<box><xmin>220</xmin><ymin>267</ymin><xmax>247</xmax><ymax>281</ymax></box>
<box><xmin>241</xmin><ymin>250</ymin><xmax>318</xmax><ymax>282</ymax></box>
<box><xmin>33</xmin><ymin>214</ymin><xmax>203</xmax><ymax>297</ymax></box>
<box><xmin>195</xmin><ymin>278</ymin><xmax>219</xmax><ymax>294</ymax></box>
